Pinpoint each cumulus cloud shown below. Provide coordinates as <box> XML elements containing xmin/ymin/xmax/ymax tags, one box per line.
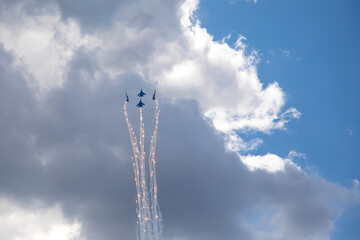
<box><xmin>0</xmin><ymin>198</ymin><xmax>83</xmax><ymax>240</ymax></box>
<box><xmin>0</xmin><ymin>2</ymin><xmax>99</xmax><ymax>91</ymax></box>
<box><xmin>148</xmin><ymin>4</ymin><xmax>295</xmax><ymax>136</ymax></box>
<box><xmin>239</xmin><ymin>152</ymin><xmax>300</xmax><ymax>172</ymax></box>
<box><xmin>0</xmin><ymin>0</ymin><xmax>358</xmax><ymax>240</ymax></box>
<box><xmin>0</xmin><ymin>0</ymin><xmax>300</xmax><ymax>153</ymax></box>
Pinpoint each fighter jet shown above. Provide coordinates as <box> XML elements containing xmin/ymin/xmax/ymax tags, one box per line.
<box><xmin>137</xmin><ymin>89</ymin><xmax>146</xmax><ymax>97</ymax></box>
<box><xmin>125</xmin><ymin>92</ymin><xmax>129</xmax><ymax>102</ymax></box>
<box><xmin>136</xmin><ymin>99</ymin><xmax>145</xmax><ymax>108</ymax></box>
<box><xmin>152</xmin><ymin>90</ymin><xmax>156</xmax><ymax>100</ymax></box>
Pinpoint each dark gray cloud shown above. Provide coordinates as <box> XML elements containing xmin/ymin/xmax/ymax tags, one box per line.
<box><xmin>0</xmin><ymin>1</ymin><xmax>358</xmax><ymax>240</ymax></box>
<box><xmin>0</xmin><ymin>45</ymin><xmax>355</xmax><ymax>240</ymax></box>
<box><xmin>0</xmin><ymin>0</ymin><xmax>183</xmax><ymax>33</ymax></box>
<box><xmin>0</xmin><ymin>0</ymin><xmax>124</xmax><ymax>30</ymax></box>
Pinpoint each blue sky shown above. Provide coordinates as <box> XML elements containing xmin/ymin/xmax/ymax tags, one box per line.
<box><xmin>198</xmin><ymin>0</ymin><xmax>360</xmax><ymax>238</ymax></box>
<box><xmin>0</xmin><ymin>0</ymin><xmax>359</xmax><ymax>239</ymax></box>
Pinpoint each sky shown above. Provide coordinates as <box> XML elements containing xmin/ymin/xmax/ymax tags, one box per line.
<box><xmin>196</xmin><ymin>1</ymin><xmax>360</xmax><ymax>238</ymax></box>
<box><xmin>0</xmin><ymin>0</ymin><xmax>359</xmax><ymax>239</ymax></box>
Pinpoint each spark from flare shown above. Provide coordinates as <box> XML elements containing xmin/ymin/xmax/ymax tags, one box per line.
<box><xmin>124</xmin><ymin>99</ymin><xmax>163</xmax><ymax>240</ymax></box>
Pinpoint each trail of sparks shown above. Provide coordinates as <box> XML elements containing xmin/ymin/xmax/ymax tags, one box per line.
<box><xmin>124</xmin><ymin>100</ymin><xmax>163</xmax><ymax>240</ymax></box>
<box><xmin>149</xmin><ymin>100</ymin><xmax>162</xmax><ymax>239</ymax></box>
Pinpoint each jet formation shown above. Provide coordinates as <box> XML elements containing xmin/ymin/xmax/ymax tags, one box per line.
<box><xmin>123</xmin><ymin>88</ymin><xmax>163</xmax><ymax>240</ymax></box>
<box><xmin>126</xmin><ymin>89</ymin><xmax>156</xmax><ymax>108</ymax></box>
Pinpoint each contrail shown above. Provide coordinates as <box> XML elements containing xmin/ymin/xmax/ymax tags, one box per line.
<box><xmin>124</xmin><ymin>96</ymin><xmax>163</xmax><ymax>240</ymax></box>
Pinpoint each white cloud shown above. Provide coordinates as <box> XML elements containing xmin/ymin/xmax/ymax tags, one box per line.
<box><xmin>353</xmin><ymin>179</ymin><xmax>360</xmax><ymax>190</ymax></box>
<box><xmin>346</xmin><ymin>129</ymin><xmax>353</xmax><ymax>136</ymax></box>
<box><xmin>221</xmin><ymin>33</ymin><xmax>232</xmax><ymax>43</ymax></box>
<box><xmin>0</xmin><ymin>198</ymin><xmax>84</xmax><ymax>240</ymax></box>
<box><xmin>105</xmin><ymin>0</ymin><xmax>292</xmax><ymax>133</ymax></box>
<box><xmin>239</xmin><ymin>152</ymin><xmax>301</xmax><ymax>172</ymax></box>
<box><xmin>0</xmin><ymin>1</ymin><xmax>358</xmax><ymax>239</ymax></box>
<box><xmin>226</xmin><ymin>133</ymin><xmax>263</xmax><ymax>152</ymax></box>
<box><xmin>266</xmin><ymin>49</ymin><xmax>301</xmax><ymax>63</ymax></box>
<box><xmin>0</xmin><ymin>3</ymin><xmax>99</xmax><ymax>92</ymax></box>
<box><xmin>230</xmin><ymin>0</ymin><xmax>258</xmax><ymax>5</ymax></box>
<box><xmin>146</xmin><ymin>0</ymin><xmax>300</xmax><ymax>152</ymax></box>
<box><xmin>288</xmin><ymin>150</ymin><xmax>306</xmax><ymax>160</ymax></box>
<box><xmin>0</xmin><ymin>0</ymin><xmax>300</xmax><ymax>154</ymax></box>
<box><xmin>279</xmin><ymin>49</ymin><xmax>291</xmax><ymax>57</ymax></box>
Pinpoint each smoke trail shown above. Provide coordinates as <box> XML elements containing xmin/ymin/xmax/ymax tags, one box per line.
<box><xmin>148</xmin><ymin>100</ymin><xmax>163</xmax><ymax>239</ymax></box>
<box><xmin>124</xmin><ymin>98</ymin><xmax>163</xmax><ymax>240</ymax></box>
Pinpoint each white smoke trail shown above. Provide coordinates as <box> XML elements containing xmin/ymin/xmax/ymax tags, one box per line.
<box><xmin>124</xmin><ymin>98</ymin><xmax>163</xmax><ymax>240</ymax></box>
<box><xmin>148</xmin><ymin>99</ymin><xmax>163</xmax><ymax>239</ymax></box>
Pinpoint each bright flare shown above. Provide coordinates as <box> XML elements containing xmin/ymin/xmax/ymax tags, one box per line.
<box><xmin>124</xmin><ymin>99</ymin><xmax>163</xmax><ymax>240</ymax></box>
